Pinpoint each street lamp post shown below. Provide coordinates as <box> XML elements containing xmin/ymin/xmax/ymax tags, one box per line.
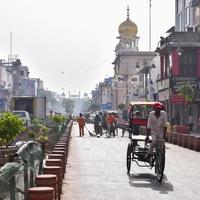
<box><xmin>125</xmin><ymin>74</ymin><xmax>129</xmax><ymax>108</ymax></box>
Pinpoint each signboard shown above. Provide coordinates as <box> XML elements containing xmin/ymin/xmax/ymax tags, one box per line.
<box><xmin>0</xmin><ymin>99</ymin><xmax>5</xmax><ymax>108</ymax></box>
<box><xmin>106</xmin><ymin>102</ymin><xmax>112</xmax><ymax>109</ymax></box>
<box><xmin>170</xmin><ymin>79</ymin><xmax>200</xmax><ymax>101</ymax></box>
<box><xmin>105</xmin><ymin>77</ymin><xmax>112</xmax><ymax>85</ymax></box>
<box><xmin>100</xmin><ymin>102</ymin><xmax>112</xmax><ymax>110</ymax></box>
<box><xmin>171</xmin><ymin>79</ymin><xmax>200</xmax><ymax>94</ymax></box>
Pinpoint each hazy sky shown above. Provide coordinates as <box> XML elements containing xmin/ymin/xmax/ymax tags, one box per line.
<box><xmin>0</xmin><ymin>0</ymin><xmax>174</xmax><ymax>97</ymax></box>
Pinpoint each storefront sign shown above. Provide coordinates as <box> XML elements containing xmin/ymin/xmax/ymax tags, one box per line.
<box><xmin>171</xmin><ymin>79</ymin><xmax>200</xmax><ymax>94</ymax></box>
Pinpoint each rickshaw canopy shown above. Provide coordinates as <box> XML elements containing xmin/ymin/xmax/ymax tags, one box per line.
<box><xmin>129</xmin><ymin>101</ymin><xmax>161</xmax><ymax>126</ymax></box>
<box><xmin>130</xmin><ymin>101</ymin><xmax>160</xmax><ymax>106</ymax></box>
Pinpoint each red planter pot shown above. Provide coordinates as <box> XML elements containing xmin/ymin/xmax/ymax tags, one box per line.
<box><xmin>188</xmin><ymin>135</ymin><xmax>195</xmax><ymax>150</ymax></box>
<box><xmin>182</xmin><ymin>134</ymin><xmax>189</xmax><ymax>148</ymax></box>
<box><xmin>35</xmin><ymin>175</ymin><xmax>58</xmax><ymax>200</ymax></box>
<box><xmin>28</xmin><ymin>187</ymin><xmax>54</xmax><ymax>200</ymax></box>
<box><xmin>43</xmin><ymin>166</ymin><xmax>62</xmax><ymax>200</ymax></box>
<box><xmin>194</xmin><ymin>137</ymin><xmax>200</xmax><ymax>151</ymax></box>
<box><xmin>172</xmin><ymin>132</ymin><xmax>178</xmax><ymax>145</ymax></box>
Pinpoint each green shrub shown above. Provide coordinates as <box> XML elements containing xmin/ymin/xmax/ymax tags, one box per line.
<box><xmin>28</xmin><ymin>131</ymin><xmax>36</xmax><ymax>139</ymax></box>
<box><xmin>28</xmin><ymin>117</ymin><xmax>50</xmax><ymax>141</ymax></box>
<box><xmin>49</xmin><ymin>115</ymin><xmax>67</xmax><ymax>124</ymax></box>
<box><xmin>0</xmin><ymin>112</ymin><xmax>25</xmax><ymax>147</ymax></box>
<box><xmin>37</xmin><ymin>135</ymin><xmax>48</xmax><ymax>142</ymax></box>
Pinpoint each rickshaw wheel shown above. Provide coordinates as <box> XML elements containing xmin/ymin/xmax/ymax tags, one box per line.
<box><xmin>126</xmin><ymin>143</ymin><xmax>132</xmax><ymax>173</ymax></box>
<box><xmin>155</xmin><ymin>148</ymin><xmax>165</xmax><ymax>182</ymax></box>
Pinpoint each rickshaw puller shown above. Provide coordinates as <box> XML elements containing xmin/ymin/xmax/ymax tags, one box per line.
<box><xmin>145</xmin><ymin>103</ymin><xmax>167</xmax><ymax>160</ymax></box>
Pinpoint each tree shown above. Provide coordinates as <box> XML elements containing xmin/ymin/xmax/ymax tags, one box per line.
<box><xmin>178</xmin><ymin>84</ymin><xmax>194</xmax><ymax>102</ymax></box>
<box><xmin>0</xmin><ymin>113</ymin><xmax>24</xmax><ymax>147</ymax></box>
<box><xmin>62</xmin><ymin>98</ymin><xmax>75</xmax><ymax>114</ymax></box>
<box><xmin>178</xmin><ymin>84</ymin><xmax>195</xmax><ymax>123</ymax></box>
<box><xmin>38</xmin><ymin>89</ymin><xmax>57</xmax><ymax>107</ymax></box>
<box><xmin>81</xmin><ymin>98</ymin><xmax>91</xmax><ymax>113</ymax></box>
<box><xmin>38</xmin><ymin>88</ymin><xmax>66</xmax><ymax>113</ymax></box>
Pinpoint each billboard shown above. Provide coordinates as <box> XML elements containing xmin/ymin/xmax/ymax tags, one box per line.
<box><xmin>100</xmin><ymin>102</ymin><xmax>112</xmax><ymax>110</ymax></box>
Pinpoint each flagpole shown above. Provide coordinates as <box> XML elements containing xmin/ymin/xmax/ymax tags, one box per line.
<box><xmin>149</xmin><ymin>0</ymin><xmax>151</xmax><ymax>51</ymax></box>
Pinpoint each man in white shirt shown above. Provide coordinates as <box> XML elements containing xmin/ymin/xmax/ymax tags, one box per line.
<box><xmin>145</xmin><ymin>102</ymin><xmax>167</xmax><ymax>158</ymax></box>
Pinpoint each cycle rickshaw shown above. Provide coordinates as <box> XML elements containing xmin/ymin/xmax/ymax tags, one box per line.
<box><xmin>126</xmin><ymin>101</ymin><xmax>166</xmax><ymax>182</ymax></box>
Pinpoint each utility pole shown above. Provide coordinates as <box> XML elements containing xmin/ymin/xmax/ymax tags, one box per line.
<box><xmin>9</xmin><ymin>31</ymin><xmax>13</xmax><ymax>63</ymax></box>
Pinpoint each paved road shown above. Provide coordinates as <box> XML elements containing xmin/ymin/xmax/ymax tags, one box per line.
<box><xmin>62</xmin><ymin>122</ymin><xmax>200</xmax><ymax>200</ymax></box>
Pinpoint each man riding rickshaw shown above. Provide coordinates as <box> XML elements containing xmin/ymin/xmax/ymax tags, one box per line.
<box><xmin>126</xmin><ymin>101</ymin><xmax>167</xmax><ymax>182</ymax></box>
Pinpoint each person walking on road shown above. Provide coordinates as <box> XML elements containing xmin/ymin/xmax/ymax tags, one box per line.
<box><xmin>77</xmin><ymin>113</ymin><xmax>85</xmax><ymax>137</ymax></box>
<box><xmin>106</xmin><ymin>113</ymin><xmax>116</xmax><ymax>137</ymax></box>
<box><xmin>94</xmin><ymin>113</ymin><xmax>103</xmax><ymax>136</ymax></box>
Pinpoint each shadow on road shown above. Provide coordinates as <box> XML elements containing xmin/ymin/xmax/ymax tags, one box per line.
<box><xmin>128</xmin><ymin>173</ymin><xmax>174</xmax><ymax>194</ymax></box>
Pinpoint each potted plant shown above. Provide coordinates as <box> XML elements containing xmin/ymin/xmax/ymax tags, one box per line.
<box><xmin>28</xmin><ymin>131</ymin><xmax>36</xmax><ymax>140</ymax></box>
<box><xmin>0</xmin><ymin>112</ymin><xmax>24</xmax><ymax>166</ymax></box>
<box><xmin>48</xmin><ymin>115</ymin><xmax>66</xmax><ymax>132</ymax></box>
<box><xmin>28</xmin><ymin>118</ymin><xmax>50</xmax><ymax>152</ymax></box>
<box><xmin>0</xmin><ymin>112</ymin><xmax>24</xmax><ymax>148</ymax></box>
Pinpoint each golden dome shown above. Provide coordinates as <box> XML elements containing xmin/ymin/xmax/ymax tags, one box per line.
<box><xmin>118</xmin><ymin>7</ymin><xmax>138</xmax><ymax>38</ymax></box>
<box><xmin>118</xmin><ymin>19</ymin><xmax>138</xmax><ymax>37</ymax></box>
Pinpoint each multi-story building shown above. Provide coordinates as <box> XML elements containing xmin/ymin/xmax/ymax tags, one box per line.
<box><xmin>156</xmin><ymin>0</ymin><xmax>200</xmax><ymax>130</ymax></box>
<box><xmin>0</xmin><ymin>57</ymin><xmax>45</xmax><ymax>111</ymax></box>
<box><xmin>3</xmin><ymin>58</ymin><xmax>30</xmax><ymax>96</ymax></box>
<box><xmin>99</xmin><ymin>77</ymin><xmax>112</xmax><ymax>110</ymax></box>
<box><xmin>175</xmin><ymin>0</ymin><xmax>200</xmax><ymax>31</ymax></box>
<box><xmin>91</xmin><ymin>78</ymin><xmax>113</xmax><ymax>111</ymax></box>
<box><xmin>0</xmin><ymin>60</ymin><xmax>13</xmax><ymax>111</ymax></box>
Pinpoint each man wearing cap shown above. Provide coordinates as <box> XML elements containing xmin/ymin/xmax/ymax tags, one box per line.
<box><xmin>145</xmin><ymin>102</ymin><xmax>167</xmax><ymax>160</ymax></box>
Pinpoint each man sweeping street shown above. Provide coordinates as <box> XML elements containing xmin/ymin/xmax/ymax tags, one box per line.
<box><xmin>77</xmin><ymin>113</ymin><xmax>85</xmax><ymax>137</ymax></box>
